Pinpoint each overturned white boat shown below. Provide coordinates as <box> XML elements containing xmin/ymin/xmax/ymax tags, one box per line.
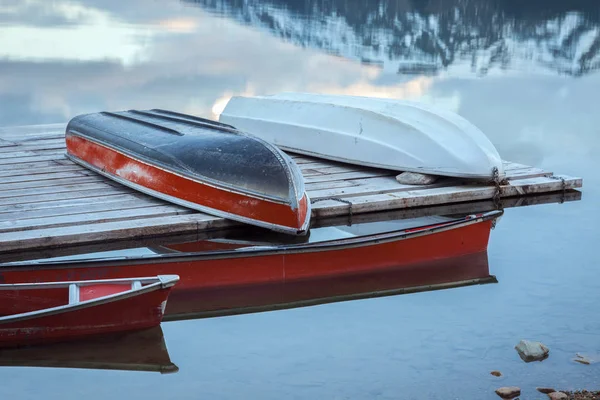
<box><xmin>219</xmin><ymin>92</ymin><xmax>505</xmax><ymax>180</ymax></box>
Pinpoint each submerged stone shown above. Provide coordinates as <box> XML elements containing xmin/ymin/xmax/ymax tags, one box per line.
<box><xmin>515</xmin><ymin>340</ymin><xmax>549</xmax><ymax>362</ymax></box>
<box><xmin>548</xmin><ymin>392</ymin><xmax>568</xmax><ymax>400</ymax></box>
<box><xmin>574</xmin><ymin>353</ymin><xmax>596</xmax><ymax>365</ymax></box>
<box><xmin>495</xmin><ymin>387</ymin><xmax>521</xmax><ymax>399</ymax></box>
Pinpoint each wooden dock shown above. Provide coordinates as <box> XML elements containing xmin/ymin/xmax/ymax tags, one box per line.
<box><xmin>0</xmin><ymin>123</ymin><xmax>583</xmax><ymax>255</ymax></box>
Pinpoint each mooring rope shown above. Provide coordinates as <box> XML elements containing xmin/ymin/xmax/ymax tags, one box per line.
<box><xmin>491</xmin><ymin>166</ymin><xmax>504</xmax><ymax>210</ymax></box>
<box><xmin>548</xmin><ymin>174</ymin><xmax>567</xmax><ymax>203</ymax></box>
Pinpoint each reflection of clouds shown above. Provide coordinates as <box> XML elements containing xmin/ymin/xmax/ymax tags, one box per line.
<box><xmin>0</xmin><ymin>4</ymin><xmax>426</xmax><ymax>126</ymax></box>
<box><xmin>430</xmin><ymin>73</ymin><xmax>599</xmax><ymax>170</ymax></box>
<box><xmin>0</xmin><ymin>0</ymin><xmax>154</xmax><ymax>65</ymax></box>
<box><xmin>156</xmin><ymin>17</ymin><xmax>199</xmax><ymax>33</ymax></box>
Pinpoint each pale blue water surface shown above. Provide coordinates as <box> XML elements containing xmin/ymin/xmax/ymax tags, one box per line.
<box><xmin>0</xmin><ymin>0</ymin><xmax>598</xmax><ymax>398</ymax></box>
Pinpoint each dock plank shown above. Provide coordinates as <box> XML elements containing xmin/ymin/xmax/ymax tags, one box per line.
<box><xmin>0</xmin><ymin>205</ymin><xmax>192</xmax><ymax>233</ymax></box>
<box><xmin>0</xmin><ymin>193</ymin><xmax>160</xmax><ymax>214</ymax></box>
<box><xmin>0</xmin><ymin>144</ymin><xmax>65</xmax><ymax>154</ymax></box>
<box><xmin>0</xmin><ymin>197</ymin><xmax>164</xmax><ymax>222</ymax></box>
<box><xmin>0</xmin><ymin>176</ymin><xmax>105</xmax><ymax>191</ymax></box>
<box><xmin>0</xmin><ymin>170</ymin><xmax>94</xmax><ymax>184</ymax></box>
<box><xmin>304</xmin><ymin>170</ymin><xmax>394</xmax><ymax>184</ymax></box>
<box><xmin>0</xmin><ymin>154</ymin><xmax>64</xmax><ymax>165</ymax></box>
<box><xmin>0</xmin><ymin>183</ymin><xmax>125</xmax><ymax>203</ymax></box>
<box><xmin>0</xmin><ymin>214</ymin><xmax>230</xmax><ymax>253</ymax></box>
<box><xmin>308</xmin><ymin>176</ymin><xmax>456</xmax><ymax>200</ymax></box>
<box><xmin>0</xmin><ymin>151</ymin><xmax>39</xmax><ymax>159</ymax></box>
<box><xmin>310</xmin><ymin>175</ymin><xmax>582</xmax><ymax>218</ymax></box>
<box><xmin>0</xmin><ymin>165</ymin><xmax>84</xmax><ymax>178</ymax></box>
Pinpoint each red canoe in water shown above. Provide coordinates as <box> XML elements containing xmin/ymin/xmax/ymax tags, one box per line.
<box><xmin>64</xmin><ymin>109</ymin><xmax>310</xmax><ymax>235</ymax></box>
<box><xmin>0</xmin><ymin>275</ymin><xmax>179</xmax><ymax>348</ymax></box>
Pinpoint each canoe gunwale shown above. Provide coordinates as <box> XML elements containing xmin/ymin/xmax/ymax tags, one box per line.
<box><xmin>0</xmin><ymin>275</ymin><xmax>178</xmax><ymax>324</ymax></box>
<box><xmin>0</xmin><ymin>211</ymin><xmax>502</xmax><ymax>269</ymax></box>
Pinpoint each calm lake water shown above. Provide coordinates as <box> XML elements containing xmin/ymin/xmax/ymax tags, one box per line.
<box><xmin>0</xmin><ymin>0</ymin><xmax>599</xmax><ymax>398</ymax></box>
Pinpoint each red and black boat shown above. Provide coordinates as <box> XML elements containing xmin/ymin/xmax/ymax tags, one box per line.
<box><xmin>64</xmin><ymin>109</ymin><xmax>310</xmax><ymax>235</ymax></box>
<box><xmin>0</xmin><ymin>211</ymin><xmax>502</xmax><ymax>307</ymax></box>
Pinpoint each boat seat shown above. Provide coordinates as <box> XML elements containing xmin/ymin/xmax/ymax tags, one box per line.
<box><xmin>68</xmin><ymin>283</ymin><xmax>80</xmax><ymax>304</ymax></box>
<box><xmin>131</xmin><ymin>280</ymin><xmax>142</xmax><ymax>290</ymax></box>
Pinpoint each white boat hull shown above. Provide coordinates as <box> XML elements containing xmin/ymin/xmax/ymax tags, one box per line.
<box><xmin>219</xmin><ymin>92</ymin><xmax>505</xmax><ymax>180</ymax></box>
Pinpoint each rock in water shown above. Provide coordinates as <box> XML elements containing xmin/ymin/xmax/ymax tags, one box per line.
<box><xmin>548</xmin><ymin>392</ymin><xmax>568</xmax><ymax>400</ymax></box>
<box><xmin>495</xmin><ymin>387</ymin><xmax>521</xmax><ymax>399</ymax></box>
<box><xmin>491</xmin><ymin>370</ymin><xmax>502</xmax><ymax>377</ymax></box>
<box><xmin>515</xmin><ymin>340</ymin><xmax>549</xmax><ymax>362</ymax></box>
<box><xmin>537</xmin><ymin>388</ymin><xmax>556</xmax><ymax>394</ymax></box>
<box><xmin>574</xmin><ymin>353</ymin><xmax>595</xmax><ymax>365</ymax></box>
<box><xmin>396</xmin><ymin>172</ymin><xmax>438</xmax><ymax>185</ymax></box>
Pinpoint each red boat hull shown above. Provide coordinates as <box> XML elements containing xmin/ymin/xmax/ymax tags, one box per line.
<box><xmin>0</xmin><ymin>286</ymin><xmax>171</xmax><ymax>348</ymax></box>
<box><xmin>0</xmin><ymin>217</ymin><xmax>494</xmax><ymax>321</ymax></box>
<box><xmin>66</xmin><ymin>134</ymin><xmax>309</xmax><ymax>234</ymax></box>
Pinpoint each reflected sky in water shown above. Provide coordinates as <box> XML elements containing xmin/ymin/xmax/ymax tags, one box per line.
<box><xmin>0</xmin><ymin>0</ymin><xmax>599</xmax><ymax>398</ymax></box>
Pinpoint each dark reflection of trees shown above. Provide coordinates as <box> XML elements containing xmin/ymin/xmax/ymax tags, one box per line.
<box><xmin>186</xmin><ymin>0</ymin><xmax>600</xmax><ymax>77</ymax></box>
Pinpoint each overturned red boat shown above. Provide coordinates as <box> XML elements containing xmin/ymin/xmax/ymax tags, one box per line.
<box><xmin>64</xmin><ymin>109</ymin><xmax>310</xmax><ymax>235</ymax></box>
<box><xmin>0</xmin><ymin>275</ymin><xmax>178</xmax><ymax>348</ymax></box>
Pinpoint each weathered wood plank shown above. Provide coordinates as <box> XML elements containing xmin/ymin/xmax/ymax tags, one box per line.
<box><xmin>0</xmin><ymin>183</ymin><xmax>125</xmax><ymax>202</ymax></box>
<box><xmin>0</xmin><ymin>197</ymin><xmax>165</xmax><ymax>222</ymax></box>
<box><xmin>299</xmin><ymin>160</ymin><xmax>351</xmax><ymax>170</ymax></box>
<box><xmin>0</xmin><ymin>205</ymin><xmax>193</xmax><ymax>233</ymax></box>
<box><xmin>0</xmin><ymin>213</ymin><xmax>231</xmax><ymax>253</ymax></box>
<box><xmin>302</xmin><ymin>165</ymin><xmax>364</xmax><ymax>177</ymax></box>
<box><xmin>308</xmin><ymin>176</ymin><xmax>457</xmax><ymax>200</ymax></box>
<box><xmin>0</xmin><ymin>193</ymin><xmax>159</xmax><ymax>214</ymax></box>
<box><xmin>305</xmin><ymin>179</ymin><xmax>356</xmax><ymax>191</ymax></box>
<box><xmin>0</xmin><ymin>154</ymin><xmax>64</xmax><ymax>165</ymax></box>
<box><xmin>304</xmin><ymin>170</ymin><xmax>394</xmax><ymax>184</ymax></box>
<box><xmin>0</xmin><ymin>144</ymin><xmax>64</xmax><ymax>153</ymax></box>
<box><xmin>315</xmin><ymin>190</ymin><xmax>582</xmax><ymax>229</ymax></box>
<box><xmin>0</xmin><ymin>139</ymin><xmax>18</xmax><ymax>148</ymax></box>
<box><xmin>0</xmin><ymin>165</ymin><xmax>84</xmax><ymax>178</ymax></box>
<box><xmin>0</xmin><ymin>151</ymin><xmax>39</xmax><ymax>159</ymax></box>
<box><xmin>0</xmin><ymin>160</ymin><xmax>64</xmax><ymax>172</ymax></box>
<box><xmin>0</xmin><ymin>176</ymin><xmax>105</xmax><ymax>191</ymax></box>
<box><xmin>5</xmin><ymin>134</ymin><xmax>65</xmax><ymax>143</ymax></box>
<box><xmin>310</xmin><ymin>175</ymin><xmax>583</xmax><ymax>218</ymax></box>
<box><xmin>0</xmin><ymin>170</ymin><xmax>93</xmax><ymax>184</ymax></box>
<box><xmin>505</xmin><ymin>168</ymin><xmax>551</xmax><ymax>180</ymax></box>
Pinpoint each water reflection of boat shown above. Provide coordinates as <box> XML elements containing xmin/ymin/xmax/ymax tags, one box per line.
<box><xmin>0</xmin><ymin>211</ymin><xmax>501</xmax><ymax>299</ymax></box>
<box><xmin>0</xmin><ymin>326</ymin><xmax>178</xmax><ymax>373</ymax></box>
<box><xmin>165</xmin><ymin>251</ymin><xmax>494</xmax><ymax>320</ymax></box>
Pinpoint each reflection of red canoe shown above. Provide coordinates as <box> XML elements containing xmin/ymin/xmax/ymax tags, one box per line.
<box><xmin>0</xmin><ymin>275</ymin><xmax>179</xmax><ymax>348</ymax></box>
<box><xmin>166</xmin><ymin>251</ymin><xmax>494</xmax><ymax>320</ymax></box>
<box><xmin>0</xmin><ymin>211</ymin><xmax>501</xmax><ymax>313</ymax></box>
<box><xmin>0</xmin><ymin>326</ymin><xmax>178</xmax><ymax>373</ymax></box>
